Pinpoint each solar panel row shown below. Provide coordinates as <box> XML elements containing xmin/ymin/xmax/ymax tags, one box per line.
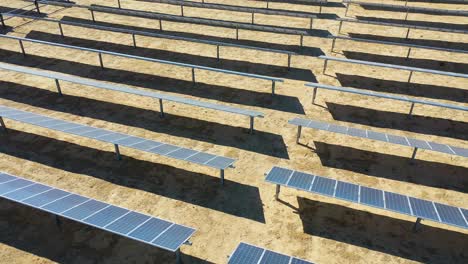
<box><xmin>304</xmin><ymin>82</ymin><xmax>468</xmax><ymax>113</ymax></box>
<box><xmin>289</xmin><ymin>117</ymin><xmax>468</xmax><ymax>158</ymax></box>
<box><xmin>228</xmin><ymin>242</ymin><xmax>314</xmax><ymax>264</ymax></box>
<box><xmin>0</xmin><ymin>62</ymin><xmax>264</xmax><ymax>133</ymax></box>
<box><xmin>343</xmin><ymin>0</ymin><xmax>468</xmax><ymax>16</ymax></box>
<box><xmin>0</xmin><ymin>171</ymin><xmax>196</xmax><ymax>252</ymax></box>
<box><xmin>0</xmin><ymin>105</ymin><xmax>235</xmax><ymax>182</ymax></box>
<box><xmin>265</xmin><ymin>166</ymin><xmax>468</xmax><ymax>229</ymax></box>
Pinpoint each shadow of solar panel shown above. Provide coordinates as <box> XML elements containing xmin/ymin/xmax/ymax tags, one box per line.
<box><xmin>334</xmin><ymin>181</ymin><xmax>359</xmax><ymax>202</ymax></box>
<box><xmin>266</xmin><ymin>167</ymin><xmax>293</xmax><ymax>185</ymax></box>
<box><xmin>387</xmin><ymin>135</ymin><xmax>409</xmax><ymax>146</ymax></box>
<box><xmin>260</xmin><ymin>250</ymin><xmax>290</xmax><ymax>264</ymax></box>
<box><xmin>0</xmin><ymin>179</ymin><xmax>34</xmax><ymax>196</ymax></box>
<box><xmin>62</xmin><ymin>199</ymin><xmax>108</xmax><ymax>220</ymax></box>
<box><xmin>0</xmin><ymin>173</ymin><xmax>16</xmax><ymax>183</ymax></box>
<box><xmin>3</xmin><ymin>183</ymin><xmax>51</xmax><ymax>201</ymax></box>
<box><xmin>310</xmin><ymin>176</ymin><xmax>336</xmax><ymax>196</ymax></box>
<box><xmin>384</xmin><ymin>192</ymin><xmax>411</xmax><ymax>215</ymax></box>
<box><xmin>42</xmin><ymin>194</ymin><xmax>89</xmax><ymax>214</ymax></box>
<box><xmin>128</xmin><ymin>218</ymin><xmax>172</xmax><ymax>242</ymax></box>
<box><xmin>21</xmin><ymin>188</ymin><xmax>69</xmax><ymax>207</ymax></box>
<box><xmin>105</xmin><ymin>211</ymin><xmax>150</xmax><ymax>235</ymax></box>
<box><xmin>409</xmin><ymin>197</ymin><xmax>439</xmax><ymax>221</ymax></box>
<box><xmin>359</xmin><ymin>186</ymin><xmax>384</xmax><ymax>208</ymax></box>
<box><xmin>84</xmin><ymin>205</ymin><xmax>129</xmax><ymax>228</ymax></box>
<box><xmin>152</xmin><ymin>224</ymin><xmax>196</xmax><ymax>251</ymax></box>
<box><xmin>434</xmin><ymin>203</ymin><xmax>467</xmax><ymax>228</ymax></box>
<box><xmin>287</xmin><ymin>171</ymin><xmax>314</xmax><ymax>191</ymax></box>
<box><xmin>228</xmin><ymin>243</ymin><xmax>264</xmax><ymax>264</ymax></box>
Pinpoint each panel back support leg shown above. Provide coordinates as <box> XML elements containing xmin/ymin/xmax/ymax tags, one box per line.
<box><xmin>0</xmin><ymin>117</ymin><xmax>7</xmax><ymax>133</ymax></box>
<box><xmin>275</xmin><ymin>184</ymin><xmax>281</xmax><ymax>200</ymax></box>
<box><xmin>117</xmin><ymin>0</ymin><xmax>121</xmax><ymax>9</ymax></box>
<box><xmin>34</xmin><ymin>0</ymin><xmax>41</xmax><ymax>14</ymax></box>
<box><xmin>55</xmin><ymin>79</ymin><xmax>63</xmax><ymax>96</ymax></box>
<box><xmin>159</xmin><ymin>99</ymin><xmax>165</xmax><ymax>118</ymax></box>
<box><xmin>114</xmin><ymin>144</ymin><xmax>122</xmax><ymax>160</ymax></box>
<box><xmin>216</xmin><ymin>45</ymin><xmax>220</xmax><ymax>61</ymax></box>
<box><xmin>322</xmin><ymin>59</ymin><xmax>328</xmax><ymax>75</ymax></box>
<box><xmin>287</xmin><ymin>54</ymin><xmax>291</xmax><ymax>70</ymax></box>
<box><xmin>220</xmin><ymin>169</ymin><xmax>225</xmax><ymax>185</ymax></box>
<box><xmin>271</xmin><ymin>81</ymin><xmax>276</xmax><ymax>95</ymax></box>
<box><xmin>249</xmin><ymin>116</ymin><xmax>254</xmax><ymax>134</ymax></box>
<box><xmin>0</xmin><ymin>14</ymin><xmax>5</xmax><ymax>28</ymax></box>
<box><xmin>175</xmin><ymin>249</ymin><xmax>182</xmax><ymax>264</ymax></box>
<box><xmin>18</xmin><ymin>40</ymin><xmax>26</xmax><ymax>56</ymax></box>
<box><xmin>312</xmin><ymin>87</ymin><xmax>318</xmax><ymax>104</ymax></box>
<box><xmin>58</xmin><ymin>22</ymin><xmax>64</xmax><ymax>37</ymax></box>
<box><xmin>296</xmin><ymin>125</ymin><xmax>302</xmax><ymax>144</ymax></box>
<box><xmin>407</xmin><ymin>71</ymin><xmax>413</xmax><ymax>84</ymax></box>
<box><xmin>159</xmin><ymin>20</ymin><xmax>163</xmax><ymax>31</ymax></box>
<box><xmin>330</xmin><ymin>37</ymin><xmax>336</xmax><ymax>53</ymax></box>
<box><xmin>98</xmin><ymin>53</ymin><xmax>104</xmax><ymax>69</ymax></box>
<box><xmin>90</xmin><ymin>10</ymin><xmax>95</xmax><ymax>22</ymax></box>
<box><xmin>408</xmin><ymin>102</ymin><xmax>415</xmax><ymax>116</ymax></box>
<box><xmin>309</xmin><ymin>18</ymin><xmax>313</xmax><ymax>29</ymax></box>
<box><xmin>132</xmin><ymin>33</ymin><xmax>137</xmax><ymax>48</ymax></box>
<box><xmin>413</xmin><ymin>217</ymin><xmax>422</xmax><ymax>232</ymax></box>
<box><xmin>338</xmin><ymin>20</ymin><xmax>343</xmax><ymax>35</ymax></box>
<box><xmin>344</xmin><ymin>3</ymin><xmax>350</xmax><ymax>17</ymax></box>
<box><xmin>411</xmin><ymin>147</ymin><xmax>418</xmax><ymax>160</ymax></box>
<box><xmin>405</xmin><ymin>28</ymin><xmax>411</xmax><ymax>39</ymax></box>
<box><xmin>191</xmin><ymin>68</ymin><xmax>196</xmax><ymax>84</ymax></box>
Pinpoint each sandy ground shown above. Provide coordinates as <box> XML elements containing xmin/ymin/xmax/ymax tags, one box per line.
<box><xmin>0</xmin><ymin>0</ymin><xmax>467</xmax><ymax>263</ymax></box>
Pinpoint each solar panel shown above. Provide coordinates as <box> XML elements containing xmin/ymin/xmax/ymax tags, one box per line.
<box><xmin>319</xmin><ymin>56</ymin><xmax>468</xmax><ymax>79</ymax></box>
<box><xmin>0</xmin><ymin>105</ymin><xmax>236</xmax><ymax>176</ymax></box>
<box><xmin>305</xmin><ymin>82</ymin><xmax>468</xmax><ymax>112</ymax></box>
<box><xmin>0</xmin><ymin>171</ymin><xmax>195</xmax><ymax>252</ymax></box>
<box><xmin>0</xmin><ymin>60</ymin><xmax>265</xmax><ymax>132</ymax></box>
<box><xmin>228</xmin><ymin>242</ymin><xmax>314</xmax><ymax>264</ymax></box>
<box><xmin>265</xmin><ymin>166</ymin><xmax>468</xmax><ymax>230</ymax></box>
<box><xmin>343</xmin><ymin>0</ymin><xmax>468</xmax><ymax>16</ymax></box>
<box><xmin>288</xmin><ymin>117</ymin><xmax>468</xmax><ymax>158</ymax></box>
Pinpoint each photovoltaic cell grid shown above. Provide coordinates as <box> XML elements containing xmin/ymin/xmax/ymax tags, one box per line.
<box><xmin>0</xmin><ymin>171</ymin><xmax>195</xmax><ymax>252</ymax></box>
<box><xmin>289</xmin><ymin>117</ymin><xmax>468</xmax><ymax>158</ymax></box>
<box><xmin>0</xmin><ymin>105</ymin><xmax>235</xmax><ymax>170</ymax></box>
<box><xmin>228</xmin><ymin>242</ymin><xmax>314</xmax><ymax>264</ymax></box>
<box><xmin>265</xmin><ymin>166</ymin><xmax>468</xmax><ymax>229</ymax></box>
<box><xmin>343</xmin><ymin>0</ymin><xmax>468</xmax><ymax>16</ymax></box>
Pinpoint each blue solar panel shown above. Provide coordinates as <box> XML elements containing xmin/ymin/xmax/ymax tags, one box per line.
<box><xmin>384</xmin><ymin>192</ymin><xmax>411</xmax><ymax>215</ymax></box>
<box><xmin>367</xmin><ymin>130</ymin><xmax>388</xmax><ymax>142</ymax></box>
<box><xmin>167</xmin><ymin>148</ymin><xmax>198</xmax><ymax>159</ymax></box>
<box><xmin>409</xmin><ymin>198</ymin><xmax>439</xmax><ymax>221</ymax></box>
<box><xmin>434</xmin><ymin>203</ymin><xmax>467</xmax><ymax>228</ymax></box>
<box><xmin>130</xmin><ymin>140</ymin><xmax>163</xmax><ymax>151</ymax></box>
<box><xmin>265</xmin><ymin>167</ymin><xmax>293</xmax><ymax>185</ymax></box>
<box><xmin>260</xmin><ymin>250</ymin><xmax>291</xmax><ymax>264</ymax></box>
<box><xmin>62</xmin><ymin>200</ymin><xmax>108</xmax><ymax>220</ymax></box>
<box><xmin>84</xmin><ymin>205</ymin><xmax>129</xmax><ymax>228</ymax></box>
<box><xmin>287</xmin><ymin>171</ymin><xmax>314</xmax><ymax>191</ymax></box>
<box><xmin>328</xmin><ymin>124</ymin><xmax>348</xmax><ymax>134</ymax></box>
<box><xmin>334</xmin><ymin>182</ymin><xmax>359</xmax><ymax>202</ymax></box>
<box><xmin>150</xmin><ymin>144</ymin><xmax>180</xmax><ymax>155</ymax></box>
<box><xmin>228</xmin><ymin>243</ymin><xmax>264</xmax><ymax>264</ymax></box>
<box><xmin>310</xmin><ymin>176</ymin><xmax>336</xmax><ymax>196</ymax></box>
<box><xmin>0</xmin><ymin>172</ymin><xmax>196</xmax><ymax>253</ymax></box>
<box><xmin>291</xmin><ymin>258</ymin><xmax>314</xmax><ymax>264</ymax></box>
<box><xmin>387</xmin><ymin>135</ymin><xmax>409</xmax><ymax>146</ymax></box>
<box><xmin>152</xmin><ymin>224</ymin><xmax>196</xmax><ymax>251</ymax></box>
<box><xmin>128</xmin><ymin>218</ymin><xmax>172</xmax><ymax>242</ymax></box>
<box><xmin>359</xmin><ymin>186</ymin><xmax>384</xmax><ymax>208</ymax></box>
<box><xmin>114</xmin><ymin>136</ymin><xmax>146</xmax><ymax>146</ymax></box>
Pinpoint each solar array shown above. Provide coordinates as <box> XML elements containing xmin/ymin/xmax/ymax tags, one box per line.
<box><xmin>343</xmin><ymin>0</ymin><xmax>468</xmax><ymax>17</ymax></box>
<box><xmin>0</xmin><ymin>171</ymin><xmax>196</xmax><ymax>254</ymax></box>
<box><xmin>228</xmin><ymin>242</ymin><xmax>314</xmax><ymax>264</ymax></box>
<box><xmin>319</xmin><ymin>55</ymin><xmax>468</xmax><ymax>80</ymax></box>
<box><xmin>0</xmin><ymin>34</ymin><xmax>283</xmax><ymax>95</ymax></box>
<box><xmin>0</xmin><ymin>105</ymin><xmax>235</xmax><ymax>182</ymax></box>
<box><xmin>0</xmin><ymin>62</ymin><xmax>264</xmax><ymax>133</ymax></box>
<box><xmin>305</xmin><ymin>82</ymin><xmax>468</xmax><ymax>113</ymax></box>
<box><xmin>265</xmin><ymin>166</ymin><xmax>468</xmax><ymax>229</ymax></box>
<box><xmin>289</xmin><ymin>117</ymin><xmax>468</xmax><ymax>158</ymax></box>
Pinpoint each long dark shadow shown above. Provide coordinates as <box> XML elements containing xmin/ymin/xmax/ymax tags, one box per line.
<box><xmin>342</xmin><ymin>50</ymin><xmax>468</xmax><ymax>74</ymax></box>
<box><xmin>312</xmin><ymin>141</ymin><xmax>468</xmax><ymax>192</ymax></box>
<box><xmin>356</xmin><ymin>16</ymin><xmax>468</xmax><ymax>31</ymax></box>
<box><xmin>347</xmin><ymin>33</ymin><xmax>468</xmax><ymax>51</ymax></box>
<box><xmin>0</xmin><ymin>129</ymin><xmax>266</xmax><ymax>223</ymax></box>
<box><xmin>60</xmin><ymin>16</ymin><xmax>325</xmax><ymax>57</ymax></box>
<box><xmin>0</xmin><ymin>49</ymin><xmax>304</xmax><ymax>117</ymax></box>
<box><xmin>0</xmin><ymin>200</ymin><xmax>212</xmax><ymax>264</ymax></box>
<box><xmin>326</xmin><ymin>102</ymin><xmax>468</xmax><ymax>141</ymax></box>
<box><xmin>296</xmin><ymin>197</ymin><xmax>468</xmax><ymax>264</ymax></box>
<box><xmin>335</xmin><ymin>73</ymin><xmax>468</xmax><ymax>103</ymax></box>
<box><xmin>0</xmin><ymin>81</ymin><xmax>290</xmax><ymax>158</ymax></box>
<box><xmin>26</xmin><ymin>30</ymin><xmax>317</xmax><ymax>82</ymax></box>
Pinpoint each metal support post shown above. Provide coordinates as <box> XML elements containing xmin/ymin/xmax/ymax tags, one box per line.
<box><xmin>19</xmin><ymin>40</ymin><xmax>26</xmax><ymax>56</ymax></box>
<box><xmin>287</xmin><ymin>54</ymin><xmax>291</xmax><ymax>70</ymax></box>
<box><xmin>220</xmin><ymin>169</ymin><xmax>224</xmax><ymax>185</ymax></box>
<box><xmin>249</xmin><ymin>116</ymin><xmax>254</xmax><ymax>134</ymax></box>
<box><xmin>312</xmin><ymin>87</ymin><xmax>318</xmax><ymax>104</ymax></box>
<box><xmin>266</xmin><ymin>1</ymin><xmax>269</xmax><ymax>9</ymax></box>
<box><xmin>407</xmin><ymin>71</ymin><xmax>413</xmax><ymax>84</ymax></box>
<box><xmin>132</xmin><ymin>33</ymin><xmax>137</xmax><ymax>48</ymax></box>
<box><xmin>216</xmin><ymin>45</ymin><xmax>220</xmax><ymax>61</ymax></box>
<box><xmin>0</xmin><ymin>117</ymin><xmax>7</xmax><ymax>133</ymax></box>
<box><xmin>405</xmin><ymin>28</ymin><xmax>411</xmax><ymax>39</ymax></box>
<box><xmin>236</xmin><ymin>27</ymin><xmax>239</xmax><ymax>40</ymax></box>
<box><xmin>309</xmin><ymin>18</ymin><xmax>313</xmax><ymax>29</ymax></box>
<box><xmin>338</xmin><ymin>20</ymin><xmax>343</xmax><ymax>34</ymax></box>
<box><xmin>181</xmin><ymin>5</ymin><xmax>184</xmax><ymax>16</ymax></box>
<box><xmin>408</xmin><ymin>102</ymin><xmax>415</xmax><ymax>115</ymax></box>
<box><xmin>406</xmin><ymin>47</ymin><xmax>412</xmax><ymax>59</ymax></box>
<box><xmin>55</xmin><ymin>79</ymin><xmax>63</xmax><ymax>96</ymax></box>
<box><xmin>411</xmin><ymin>147</ymin><xmax>418</xmax><ymax>159</ymax></box>
<box><xmin>90</xmin><ymin>10</ymin><xmax>95</xmax><ymax>22</ymax></box>
<box><xmin>322</xmin><ymin>59</ymin><xmax>328</xmax><ymax>75</ymax></box>
<box><xmin>55</xmin><ymin>215</ymin><xmax>62</xmax><ymax>227</ymax></box>
<box><xmin>34</xmin><ymin>0</ymin><xmax>41</xmax><ymax>14</ymax></box>
<box><xmin>413</xmin><ymin>217</ymin><xmax>422</xmax><ymax>232</ymax></box>
<box><xmin>251</xmin><ymin>13</ymin><xmax>254</xmax><ymax>24</ymax></box>
<box><xmin>319</xmin><ymin>5</ymin><xmax>322</xmax><ymax>14</ymax></box>
<box><xmin>296</xmin><ymin>126</ymin><xmax>302</xmax><ymax>144</ymax></box>
<box><xmin>175</xmin><ymin>249</ymin><xmax>182</xmax><ymax>264</ymax></box>
<box><xmin>159</xmin><ymin>99</ymin><xmax>165</xmax><ymax>117</ymax></box>
<box><xmin>275</xmin><ymin>184</ymin><xmax>280</xmax><ymax>200</ymax></box>
<box><xmin>159</xmin><ymin>20</ymin><xmax>163</xmax><ymax>30</ymax></box>
<box><xmin>300</xmin><ymin>35</ymin><xmax>303</xmax><ymax>47</ymax></box>
<box><xmin>331</xmin><ymin>37</ymin><xmax>336</xmax><ymax>52</ymax></box>
<box><xmin>0</xmin><ymin>14</ymin><xmax>5</xmax><ymax>28</ymax></box>
<box><xmin>117</xmin><ymin>0</ymin><xmax>121</xmax><ymax>9</ymax></box>
<box><xmin>404</xmin><ymin>9</ymin><xmax>409</xmax><ymax>21</ymax></box>
<box><xmin>345</xmin><ymin>3</ymin><xmax>350</xmax><ymax>17</ymax></box>
<box><xmin>58</xmin><ymin>22</ymin><xmax>64</xmax><ymax>37</ymax></box>
<box><xmin>98</xmin><ymin>53</ymin><xmax>104</xmax><ymax>68</ymax></box>
<box><xmin>191</xmin><ymin>68</ymin><xmax>196</xmax><ymax>83</ymax></box>
<box><xmin>114</xmin><ymin>144</ymin><xmax>122</xmax><ymax>160</ymax></box>
<box><xmin>271</xmin><ymin>81</ymin><xmax>276</xmax><ymax>95</ymax></box>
